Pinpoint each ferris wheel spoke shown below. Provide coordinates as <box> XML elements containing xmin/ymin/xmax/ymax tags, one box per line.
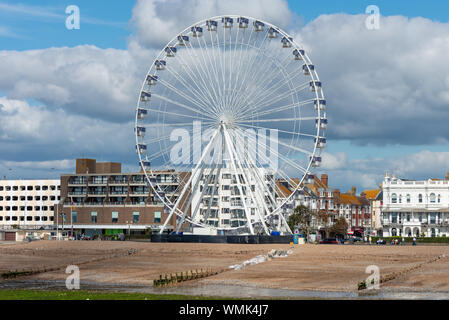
<box><xmin>151</xmin><ymin>98</ymin><xmax>216</xmax><ymax>122</ymax></box>
<box><xmin>156</xmin><ymin>77</ymin><xmax>214</xmax><ymax>117</ymax></box>
<box><xmin>168</xmin><ymin>52</ymin><xmax>218</xmax><ymax>109</ymax></box>
<box><xmin>230</xmin><ymin>31</ymin><xmax>269</xmax><ymax>115</ymax></box>
<box><xmin>239</xmin><ymin>54</ymin><xmax>298</xmax><ymax>111</ymax></box>
<box><xmin>152</xmin><ymin>91</ymin><xmax>216</xmax><ymax>120</ymax></box>
<box><xmin>164</xmin><ymin>66</ymin><xmax>216</xmax><ymax>110</ymax></box>
<box><xmin>231</xmin><ymin>45</ymin><xmax>292</xmax><ymax>113</ymax></box>
<box><xmin>241</xmin><ymin>99</ymin><xmax>315</xmax><ymax>120</ymax></box>
<box><xmin>244</xmin><ymin>81</ymin><xmax>310</xmax><ymax>117</ymax></box>
<box><xmin>231</xmin><ymin>32</ymin><xmax>271</xmax><ymax>113</ymax></box>
<box><xmin>236</xmin><ymin>122</ymin><xmax>318</xmax><ymax>139</ymax></box>
<box><xmin>184</xmin><ymin>40</ymin><xmax>222</xmax><ymax>115</ymax></box>
<box><xmin>227</xmin><ymin>27</ymin><xmax>255</xmax><ymax>114</ymax></box>
<box><xmin>194</xmin><ymin>35</ymin><xmax>223</xmax><ymax>116</ymax></box>
<box><xmin>236</xmin><ymin>116</ymin><xmax>316</xmax><ymax>123</ymax></box>
<box><xmin>238</xmin><ymin>128</ymin><xmax>310</xmax><ymax>175</ymax></box>
<box><xmin>202</xmin><ymin>33</ymin><xmax>224</xmax><ymax>114</ymax></box>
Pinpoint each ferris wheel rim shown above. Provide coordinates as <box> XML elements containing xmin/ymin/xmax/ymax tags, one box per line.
<box><xmin>134</xmin><ymin>15</ymin><xmax>326</xmax><ymax>233</ymax></box>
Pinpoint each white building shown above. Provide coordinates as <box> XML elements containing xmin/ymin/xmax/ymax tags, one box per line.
<box><xmin>381</xmin><ymin>172</ymin><xmax>449</xmax><ymax>237</ymax></box>
<box><xmin>0</xmin><ymin>180</ymin><xmax>60</xmax><ymax>229</ymax></box>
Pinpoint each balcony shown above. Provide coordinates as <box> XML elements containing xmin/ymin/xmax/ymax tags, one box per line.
<box><xmin>68</xmin><ymin>180</ymin><xmax>87</xmax><ymax>185</ymax></box>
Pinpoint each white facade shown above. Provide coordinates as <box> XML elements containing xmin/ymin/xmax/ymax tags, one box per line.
<box><xmin>381</xmin><ymin>173</ymin><xmax>449</xmax><ymax>237</ymax></box>
<box><xmin>0</xmin><ymin>180</ymin><xmax>60</xmax><ymax>228</ymax></box>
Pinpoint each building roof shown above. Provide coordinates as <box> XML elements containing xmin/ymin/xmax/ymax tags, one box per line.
<box><xmin>363</xmin><ymin>189</ymin><xmax>380</xmax><ymax>200</ymax></box>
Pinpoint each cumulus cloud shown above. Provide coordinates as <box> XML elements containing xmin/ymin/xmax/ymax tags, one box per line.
<box><xmin>319</xmin><ymin>150</ymin><xmax>449</xmax><ymax>192</ymax></box>
<box><xmin>0</xmin><ymin>97</ymin><xmax>135</xmax><ymax>165</ymax></box>
<box><xmin>298</xmin><ymin>14</ymin><xmax>449</xmax><ymax>145</ymax></box>
<box><xmin>129</xmin><ymin>0</ymin><xmax>292</xmax><ymax>50</ymax></box>
<box><xmin>0</xmin><ymin>46</ymin><xmax>143</xmax><ymax>122</ymax></box>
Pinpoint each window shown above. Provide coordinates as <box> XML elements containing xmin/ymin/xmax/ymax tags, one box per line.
<box><xmin>20</xmin><ymin>186</ymin><xmax>25</xmax><ymax>191</ymax></box>
<box><xmin>391</xmin><ymin>193</ymin><xmax>397</xmax><ymax>204</ymax></box>
<box><xmin>12</xmin><ymin>216</ymin><xmax>17</xmax><ymax>221</ymax></box>
<box><xmin>418</xmin><ymin>194</ymin><xmax>423</xmax><ymax>203</ymax></box>
<box><xmin>35</xmin><ymin>196</ymin><xmax>41</xmax><ymax>201</ymax></box>
<box><xmin>0</xmin><ymin>216</ymin><xmax>3</xmax><ymax>221</ymax></box>
<box><xmin>42</xmin><ymin>186</ymin><xmax>48</xmax><ymax>191</ymax></box>
<box><xmin>27</xmin><ymin>216</ymin><xmax>32</xmax><ymax>221</ymax></box>
<box><xmin>20</xmin><ymin>216</ymin><xmax>24</xmax><ymax>221</ymax></box>
<box><xmin>399</xmin><ymin>195</ymin><xmax>402</xmax><ymax>204</ymax></box>
<box><xmin>13</xmin><ymin>186</ymin><xmax>18</xmax><ymax>191</ymax></box>
<box><xmin>133</xmin><ymin>211</ymin><xmax>140</xmax><ymax>223</ymax></box>
<box><xmin>6</xmin><ymin>216</ymin><xmax>10</xmax><ymax>221</ymax></box>
<box><xmin>91</xmin><ymin>211</ymin><xmax>97</xmax><ymax>223</ymax></box>
<box><xmin>35</xmin><ymin>186</ymin><xmax>41</xmax><ymax>191</ymax></box>
<box><xmin>438</xmin><ymin>195</ymin><xmax>441</xmax><ymax>203</ymax></box>
<box><xmin>392</xmin><ymin>212</ymin><xmax>398</xmax><ymax>223</ymax></box>
<box><xmin>34</xmin><ymin>216</ymin><xmax>40</xmax><ymax>221</ymax></box>
<box><xmin>34</xmin><ymin>206</ymin><xmax>40</xmax><ymax>211</ymax></box>
<box><xmin>112</xmin><ymin>211</ymin><xmax>118</xmax><ymax>223</ymax></box>
<box><xmin>406</xmin><ymin>194</ymin><xmax>411</xmax><ymax>203</ymax></box>
<box><xmin>154</xmin><ymin>211</ymin><xmax>161</xmax><ymax>223</ymax></box>
<box><xmin>72</xmin><ymin>212</ymin><xmax>77</xmax><ymax>223</ymax></box>
<box><xmin>407</xmin><ymin>214</ymin><xmax>411</xmax><ymax>222</ymax></box>
<box><xmin>430</xmin><ymin>193</ymin><xmax>436</xmax><ymax>204</ymax></box>
<box><xmin>6</xmin><ymin>186</ymin><xmax>11</xmax><ymax>191</ymax></box>
<box><xmin>42</xmin><ymin>216</ymin><xmax>48</xmax><ymax>221</ymax></box>
<box><xmin>27</xmin><ymin>186</ymin><xmax>32</xmax><ymax>191</ymax></box>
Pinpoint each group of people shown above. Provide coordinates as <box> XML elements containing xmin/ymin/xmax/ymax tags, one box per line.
<box><xmin>389</xmin><ymin>237</ymin><xmax>418</xmax><ymax>246</ymax></box>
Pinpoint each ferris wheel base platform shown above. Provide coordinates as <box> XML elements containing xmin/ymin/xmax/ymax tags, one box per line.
<box><xmin>150</xmin><ymin>234</ymin><xmax>293</xmax><ymax>244</ymax></box>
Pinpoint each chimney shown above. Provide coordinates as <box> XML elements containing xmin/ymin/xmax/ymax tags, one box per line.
<box><xmin>321</xmin><ymin>174</ymin><xmax>328</xmax><ymax>188</ymax></box>
<box><xmin>351</xmin><ymin>186</ymin><xmax>356</xmax><ymax>195</ymax></box>
<box><xmin>334</xmin><ymin>189</ymin><xmax>340</xmax><ymax>198</ymax></box>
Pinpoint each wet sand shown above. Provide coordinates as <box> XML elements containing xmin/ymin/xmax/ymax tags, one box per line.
<box><xmin>1</xmin><ymin>241</ymin><xmax>449</xmax><ymax>297</ymax></box>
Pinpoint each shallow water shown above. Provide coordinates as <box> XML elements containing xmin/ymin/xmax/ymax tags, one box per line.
<box><xmin>1</xmin><ymin>279</ymin><xmax>448</xmax><ymax>299</ymax></box>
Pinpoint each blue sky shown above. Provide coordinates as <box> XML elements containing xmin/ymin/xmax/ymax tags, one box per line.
<box><xmin>2</xmin><ymin>1</ymin><xmax>449</xmax><ymax>50</ymax></box>
<box><xmin>1</xmin><ymin>0</ymin><xmax>449</xmax><ymax>192</ymax></box>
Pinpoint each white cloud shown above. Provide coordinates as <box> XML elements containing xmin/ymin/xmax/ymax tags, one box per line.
<box><xmin>129</xmin><ymin>0</ymin><xmax>292</xmax><ymax>49</ymax></box>
<box><xmin>298</xmin><ymin>14</ymin><xmax>449</xmax><ymax>145</ymax></box>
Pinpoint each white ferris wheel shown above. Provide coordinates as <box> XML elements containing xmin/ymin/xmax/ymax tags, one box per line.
<box><xmin>135</xmin><ymin>15</ymin><xmax>327</xmax><ymax>235</ymax></box>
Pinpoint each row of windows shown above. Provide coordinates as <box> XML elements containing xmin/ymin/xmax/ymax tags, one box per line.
<box><xmin>0</xmin><ymin>185</ymin><xmax>60</xmax><ymax>191</ymax></box>
<box><xmin>70</xmin><ymin>211</ymin><xmax>162</xmax><ymax>224</ymax></box>
<box><xmin>0</xmin><ymin>216</ymin><xmax>54</xmax><ymax>221</ymax></box>
<box><xmin>0</xmin><ymin>196</ymin><xmax>60</xmax><ymax>201</ymax></box>
<box><xmin>391</xmin><ymin>193</ymin><xmax>442</xmax><ymax>204</ymax></box>
<box><xmin>0</xmin><ymin>206</ymin><xmax>54</xmax><ymax>211</ymax></box>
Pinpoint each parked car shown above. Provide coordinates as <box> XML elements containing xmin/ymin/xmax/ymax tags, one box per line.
<box><xmin>352</xmin><ymin>236</ymin><xmax>362</xmax><ymax>242</ymax></box>
<box><xmin>319</xmin><ymin>238</ymin><xmax>339</xmax><ymax>244</ymax></box>
<box><xmin>376</xmin><ymin>238</ymin><xmax>386</xmax><ymax>245</ymax></box>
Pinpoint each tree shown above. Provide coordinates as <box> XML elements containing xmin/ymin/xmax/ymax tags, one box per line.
<box><xmin>330</xmin><ymin>217</ymin><xmax>348</xmax><ymax>238</ymax></box>
<box><xmin>287</xmin><ymin>205</ymin><xmax>315</xmax><ymax>239</ymax></box>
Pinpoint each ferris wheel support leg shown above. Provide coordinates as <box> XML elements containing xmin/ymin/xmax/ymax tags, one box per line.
<box><xmin>234</xmin><ymin>129</ymin><xmax>292</xmax><ymax>235</ymax></box>
<box><xmin>159</xmin><ymin>127</ymin><xmax>221</xmax><ymax>234</ymax></box>
<box><xmin>230</xmin><ymin>130</ymin><xmax>270</xmax><ymax>235</ymax></box>
<box><xmin>222</xmin><ymin>124</ymin><xmax>255</xmax><ymax>235</ymax></box>
<box><xmin>176</xmin><ymin>156</ymin><xmax>220</xmax><ymax>233</ymax></box>
<box><xmin>175</xmin><ymin>157</ymin><xmax>209</xmax><ymax>233</ymax></box>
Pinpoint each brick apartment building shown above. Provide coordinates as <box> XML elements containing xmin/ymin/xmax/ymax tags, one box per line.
<box><xmin>55</xmin><ymin>159</ymin><xmax>190</xmax><ymax>238</ymax></box>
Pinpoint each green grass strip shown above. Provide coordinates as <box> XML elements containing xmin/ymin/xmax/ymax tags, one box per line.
<box><xmin>0</xmin><ymin>289</ymin><xmax>234</xmax><ymax>300</ymax></box>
